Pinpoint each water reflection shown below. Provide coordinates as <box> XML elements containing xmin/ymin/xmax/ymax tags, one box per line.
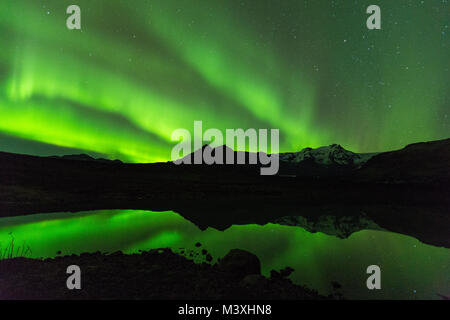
<box><xmin>0</xmin><ymin>209</ymin><xmax>448</xmax><ymax>299</ymax></box>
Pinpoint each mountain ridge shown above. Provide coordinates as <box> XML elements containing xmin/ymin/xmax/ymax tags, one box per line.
<box><xmin>22</xmin><ymin>138</ymin><xmax>450</xmax><ymax>181</ymax></box>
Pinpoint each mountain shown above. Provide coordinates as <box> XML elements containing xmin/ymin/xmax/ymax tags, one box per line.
<box><xmin>48</xmin><ymin>154</ymin><xmax>123</xmax><ymax>164</ymax></box>
<box><xmin>180</xmin><ymin>143</ymin><xmax>376</xmax><ymax>165</ymax></box>
<box><xmin>356</xmin><ymin>138</ymin><xmax>450</xmax><ymax>183</ymax></box>
<box><xmin>278</xmin><ymin>144</ymin><xmax>378</xmax><ymax>177</ymax></box>
<box><xmin>279</xmin><ymin>144</ymin><xmax>376</xmax><ymax>167</ymax></box>
<box><xmin>44</xmin><ymin>138</ymin><xmax>450</xmax><ymax>182</ymax></box>
<box><xmin>179</xmin><ymin>145</ymin><xmax>244</xmax><ymax>165</ymax></box>
<box><xmin>177</xmin><ymin>140</ymin><xmax>450</xmax><ymax>180</ymax></box>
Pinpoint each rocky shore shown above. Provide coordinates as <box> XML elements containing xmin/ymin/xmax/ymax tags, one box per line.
<box><xmin>0</xmin><ymin>248</ymin><xmax>331</xmax><ymax>300</ymax></box>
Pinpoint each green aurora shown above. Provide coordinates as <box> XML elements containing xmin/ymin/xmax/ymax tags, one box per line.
<box><xmin>0</xmin><ymin>0</ymin><xmax>448</xmax><ymax>162</ymax></box>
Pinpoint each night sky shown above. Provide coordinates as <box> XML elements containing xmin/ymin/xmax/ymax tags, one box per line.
<box><xmin>0</xmin><ymin>0</ymin><xmax>448</xmax><ymax>162</ymax></box>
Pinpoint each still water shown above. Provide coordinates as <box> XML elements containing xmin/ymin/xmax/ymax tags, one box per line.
<box><xmin>0</xmin><ymin>210</ymin><xmax>449</xmax><ymax>299</ymax></box>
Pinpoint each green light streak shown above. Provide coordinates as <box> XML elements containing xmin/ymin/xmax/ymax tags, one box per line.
<box><xmin>0</xmin><ymin>0</ymin><xmax>448</xmax><ymax>160</ymax></box>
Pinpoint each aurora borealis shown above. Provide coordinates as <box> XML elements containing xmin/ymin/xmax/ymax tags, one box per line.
<box><xmin>0</xmin><ymin>0</ymin><xmax>448</xmax><ymax>162</ymax></box>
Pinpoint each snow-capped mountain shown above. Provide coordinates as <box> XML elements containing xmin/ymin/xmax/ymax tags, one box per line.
<box><xmin>279</xmin><ymin>144</ymin><xmax>377</xmax><ymax>168</ymax></box>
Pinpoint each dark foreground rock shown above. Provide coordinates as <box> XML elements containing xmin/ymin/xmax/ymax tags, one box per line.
<box><xmin>218</xmin><ymin>249</ymin><xmax>261</xmax><ymax>279</ymax></box>
<box><xmin>0</xmin><ymin>249</ymin><xmax>329</xmax><ymax>300</ymax></box>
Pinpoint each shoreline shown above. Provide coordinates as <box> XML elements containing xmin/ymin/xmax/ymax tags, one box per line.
<box><xmin>0</xmin><ymin>248</ymin><xmax>332</xmax><ymax>300</ymax></box>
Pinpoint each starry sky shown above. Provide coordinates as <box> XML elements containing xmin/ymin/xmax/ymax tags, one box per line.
<box><xmin>0</xmin><ymin>0</ymin><xmax>448</xmax><ymax>162</ymax></box>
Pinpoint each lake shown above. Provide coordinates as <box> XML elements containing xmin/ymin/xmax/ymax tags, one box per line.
<box><xmin>0</xmin><ymin>209</ymin><xmax>448</xmax><ymax>299</ymax></box>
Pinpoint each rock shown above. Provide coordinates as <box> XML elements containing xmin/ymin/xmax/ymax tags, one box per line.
<box><xmin>240</xmin><ymin>274</ymin><xmax>267</xmax><ymax>288</ymax></box>
<box><xmin>331</xmin><ymin>281</ymin><xmax>342</xmax><ymax>289</ymax></box>
<box><xmin>270</xmin><ymin>266</ymin><xmax>295</xmax><ymax>280</ymax></box>
<box><xmin>108</xmin><ymin>251</ymin><xmax>123</xmax><ymax>257</ymax></box>
<box><xmin>280</xmin><ymin>266</ymin><xmax>295</xmax><ymax>278</ymax></box>
<box><xmin>218</xmin><ymin>249</ymin><xmax>261</xmax><ymax>279</ymax></box>
<box><xmin>195</xmin><ymin>242</ymin><xmax>202</xmax><ymax>247</ymax></box>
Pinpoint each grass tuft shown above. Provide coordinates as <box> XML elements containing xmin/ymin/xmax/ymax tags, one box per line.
<box><xmin>0</xmin><ymin>232</ymin><xmax>32</xmax><ymax>259</ymax></box>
